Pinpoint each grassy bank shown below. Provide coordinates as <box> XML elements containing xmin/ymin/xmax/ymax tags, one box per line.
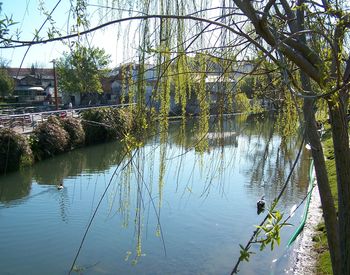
<box><xmin>313</xmin><ymin>131</ymin><xmax>338</xmax><ymax>275</ymax></box>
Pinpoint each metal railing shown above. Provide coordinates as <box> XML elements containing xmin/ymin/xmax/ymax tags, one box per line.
<box><xmin>0</xmin><ymin>103</ymin><xmax>135</xmax><ymax>134</ymax></box>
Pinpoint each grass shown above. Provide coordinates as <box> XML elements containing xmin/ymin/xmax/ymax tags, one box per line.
<box><xmin>313</xmin><ymin>130</ymin><xmax>337</xmax><ymax>275</ymax></box>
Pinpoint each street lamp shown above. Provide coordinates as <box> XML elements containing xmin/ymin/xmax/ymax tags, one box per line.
<box><xmin>50</xmin><ymin>59</ymin><xmax>59</xmax><ymax>110</ymax></box>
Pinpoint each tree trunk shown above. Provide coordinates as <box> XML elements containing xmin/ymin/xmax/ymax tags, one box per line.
<box><xmin>303</xmin><ymin>97</ymin><xmax>341</xmax><ymax>275</ymax></box>
<box><xmin>328</xmin><ymin>97</ymin><xmax>350</xmax><ymax>275</ymax></box>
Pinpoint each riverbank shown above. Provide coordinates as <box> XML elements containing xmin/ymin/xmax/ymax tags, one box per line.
<box><xmin>290</xmin><ymin>133</ymin><xmax>336</xmax><ymax>275</ymax></box>
<box><xmin>288</xmin><ymin>183</ymin><xmax>323</xmax><ymax>274</ymax></box>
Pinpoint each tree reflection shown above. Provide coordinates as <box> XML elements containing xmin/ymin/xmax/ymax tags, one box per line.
<box><xmin>242</xmin><ymin>115</ymin><xmax>310</xmax><ymax>208</ymax></box>
<box><xmin>0</xmin><ymin>168</ymin><xmax>32</xmax><ymax>203</ymax></box>
<box><xmin>32</xmin><ymin>141</ymin><xmax>126</xmax><ymax>185</ymax></box>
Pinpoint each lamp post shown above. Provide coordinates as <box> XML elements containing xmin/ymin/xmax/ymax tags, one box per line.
<box><xmin>51</xmin><ymin>59</ymin><xmax>59</xmax><ymax>110</ymax></box>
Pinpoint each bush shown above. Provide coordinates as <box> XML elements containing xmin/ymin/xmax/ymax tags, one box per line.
<box><xmin>81</xmin><ymin>107</ymin><xmax>134</xmax><ymax>144</ymax></box>
<box><xmin>61</xmin><ymin>117</ymin><xmax>85</xmax><ymax>148</ymax></box>
<box><xmin>30</xmin><ymin>117</ymin><xmax>69</xmax><ymax>160</ymax></box>
<box><xmin>0</xmin><ymin>128</ymin><xmax>33</xmax><ymax>174</ymax></box>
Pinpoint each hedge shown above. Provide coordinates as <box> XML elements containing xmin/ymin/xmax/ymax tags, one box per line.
<box><xmin>0</xmin><ymin>128</ymin><xmax>33</xmax><ymax>174</ymax></box>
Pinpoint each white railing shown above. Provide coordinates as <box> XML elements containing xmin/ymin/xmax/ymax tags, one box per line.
<box><xmin>0</xmin><ymin>103</ymin><xmax>136</xmax><ymax>134</ymax></box>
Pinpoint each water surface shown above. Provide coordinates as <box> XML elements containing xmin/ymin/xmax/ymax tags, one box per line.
<box><xmin>0</xmin><ymin>115</ymin><xmax>310</xmax><ymax>274</ymax></box>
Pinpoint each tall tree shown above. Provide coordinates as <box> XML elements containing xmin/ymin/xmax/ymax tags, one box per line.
<box><xmin>231</xmin><ymin>1</ymin><xmax>350</xmax><ymax>274</ymax></box>
<box><xmin>56</xmin><ymin>44</ymin><xmax>111</xmax><ymax>95</ymax></box>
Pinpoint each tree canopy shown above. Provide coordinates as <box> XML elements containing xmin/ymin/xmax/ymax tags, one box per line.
<box><xmin>56</xmin><ymin>44</ymin><xmax>111</xmax><ymax>94</ymax></box>
<box><xmin>0</xmin><ymin>68</ymin><xmax>14</xmax><ymax>97</ymax></box>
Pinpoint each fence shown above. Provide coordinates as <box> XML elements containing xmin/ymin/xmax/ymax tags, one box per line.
<box><xmin>0</xmin><ymin>104</ymin><xmax>135</xmax><ymax>134</ymax></box>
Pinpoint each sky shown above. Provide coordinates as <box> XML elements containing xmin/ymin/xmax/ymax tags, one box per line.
<box><xmin>0</xmin><ymin>0</ymin><xmax>130</xmax><ymax>68</ymax></box>
<box><xmin>0</xmin><ymin>0</ymin><xmax>223</xmax><ymax>69</ymax></box>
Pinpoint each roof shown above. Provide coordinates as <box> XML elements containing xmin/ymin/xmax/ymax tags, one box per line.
<box><xmin>5</xmin><ymin>68</ymin><xmax>54</xmax><ymax>78</ymax></box>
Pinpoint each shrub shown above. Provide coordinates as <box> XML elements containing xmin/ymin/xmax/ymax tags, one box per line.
<box><xmin>81</xmin><ymin>107</ymin><xmax>134</xmax><ymax>144</ymax></box>
<box><xmin>0</xmin><ymin>128</ymin><xmax>33</xmax><ymax>174</ymax></box>
<box><xmin>46</xmin><ymin>115</ymin><xmax>62</xmax><ymax>126</ymax></box>
<box><xmin>61</xmin><ymin>117</ymin><xmax>85</xmax><ymax>148</ymax></box>
<box><xmin>31</xmin><ymin>117</ymin><xmax>69</xmax><ymax>160</ymax></box>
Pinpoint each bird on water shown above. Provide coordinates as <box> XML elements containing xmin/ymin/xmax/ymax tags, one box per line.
<box><xmin>257</xmin><ymin>195</ymin><xmax>265</xmax><ymax>214</ymax></box>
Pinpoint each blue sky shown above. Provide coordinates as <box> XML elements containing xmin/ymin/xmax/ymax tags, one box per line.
<box><xmin>1</xmin><ymin>0</ymin><xmax>222</xmax><ymax>69</ymax></box>
<box><xmin>1</xmin><ymin>0</ymin><xmax>73</xmax><ymax>67</ymax></box>
<box><xmin>0</xmin><ymin>0</ymin><xmax>126</xmax><ymax>68</ymax></box>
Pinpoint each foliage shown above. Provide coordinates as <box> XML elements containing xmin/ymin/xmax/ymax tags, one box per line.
<box><xmin>81</xmin><ymin>107</ymin><xmax>134</xmax><ymax>144</ymax></box>
<box><xmin>116</xmin><ymin>108</ymin><xmax>135</xmax><ymax>136</ymax></box>
<box><xmin>0</xmin><ymin>128</ymin><xmax>33</xmax><ymax>174</ymax></box>
<box><xmin>234</xmin><ymin>92</ymin><xmax>251</xmax><ymax>113</ymax></box>
<box><xmin>61</xmin><ymin>117</ymin><xmax>85</xmax><ymax>148</ymax></box>
<box><xmin>0</xmin><ymin>68</ymin><xmax>14</xmax><ymax>97</ymax></box>
<box><xmin>0</xmin><ymin>10</ymin><xmax>17</xmax><ymax>47</ymax></box>
<box><xmin>236</xmin><ymin>60</ymin><xmax>286</xmax><ymax>111</ymax></box>
<box><xmin>238</xmin><ymin>244</ymin><xmax>254</xmax><ymax>262</ymax></box>
<box><xmin>255</xmin><ymin>210</ymin><xmax>290</xmax><ymax>251</ymax></box>
<box><xmin>230</xmin><ymin>1</ymin><xmax>350</xmax><ymax>273</ymax></box>
<box><xmin>56</xmin><ymin>44</ymin><xmax>111</xmax><ymax>94</ymax></box>
<box><xmin>237</xmin><ymin>208</ymin><xmax>291</xmax><ymax>271</ymax></box>
<box><xmin>194</xmin><ymin>53</ymin><xmax>209</xmax><ymax>153</ymax></box>
<box><xmin>237</xmin><ymin>76</ymin><xmax>255</xmax><ymax>99</ymax></box>
<box><xmin>250</xmin><ymin>94</ymin><xmax>264</xmax><ymax>114</ymax></box>
<box><xmin>275</xmin><ymin>92</ymin><xmax>299</xmax><ymax>138</ymax></box>
<box><xmin>30</xmin><ymin>116</ymin><xmax>69</xmax><ymax>160</ymax></box>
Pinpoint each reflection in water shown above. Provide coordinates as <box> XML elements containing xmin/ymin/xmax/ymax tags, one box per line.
<box><xmin>114</xmin><ymin>114</ymin><xmax>310</xmax><ymax>266</ymax></box>
<box><xmin>32</xmin><ymin>141</ymin><xmax>126</xmax><ymax>186</ymax></box>
<box><xmin>0</xmin><ymin>169</ymin><xmax>32</xmax><ymax>203</ymax></box>
<box><xmin>0</xmin><ymin>114</ymin><xmax>310</xmax><ymax>275</ymax></box>
<box><xmin>242</xmin><ymin>115</ymin><xmax>310</xmax><ymax>208</ymax></box>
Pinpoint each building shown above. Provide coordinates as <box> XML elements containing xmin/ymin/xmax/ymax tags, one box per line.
<box><xmin>110</xmin><ymin>60</ymin><xmax>254</xmax><ymax>115</ymax></box>
<box><xmin>6</xmin><ymin>67</ymin><xmax>60</xmax><ymax>107</ymax></box>
<box><xmin>111</xmin><ymin>63</ymin><xmax>158</xmax><ymax>105</ymax></box>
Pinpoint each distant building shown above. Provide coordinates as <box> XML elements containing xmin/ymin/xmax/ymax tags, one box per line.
<box><xmin>110</xmin><ymin>60</ymin><xmax>255</xmax><ymax>114</ymax></box>
<box><xmin>185</xmin><ymin>58</ymin><xmax>250</xmax><ymax>114</ymax></box>
<box><xmin>6</xmin><ymin>67</ymin><xmax>60</xmax><ymax>106</ymax></box>
<box><xmin>111</xmin><ymin>63</ymin><xmax>159</xmax><ymax>106</ymax></box>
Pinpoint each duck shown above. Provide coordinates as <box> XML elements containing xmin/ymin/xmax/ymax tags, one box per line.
<box><xmin>57</xmin><ymin>183</ymin><xmax>64</xmax><ymax>190</ymax></box>
<box><xmin>257</xmin><ymin>195</ymin><xmax>265</xmax><ymax>211</ymax></box>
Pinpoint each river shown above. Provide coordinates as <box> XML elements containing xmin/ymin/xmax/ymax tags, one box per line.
<box><xmin>0</xmin><ymin>114</ymin><xmax>311</xmax><ymax>274</ymax></box>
